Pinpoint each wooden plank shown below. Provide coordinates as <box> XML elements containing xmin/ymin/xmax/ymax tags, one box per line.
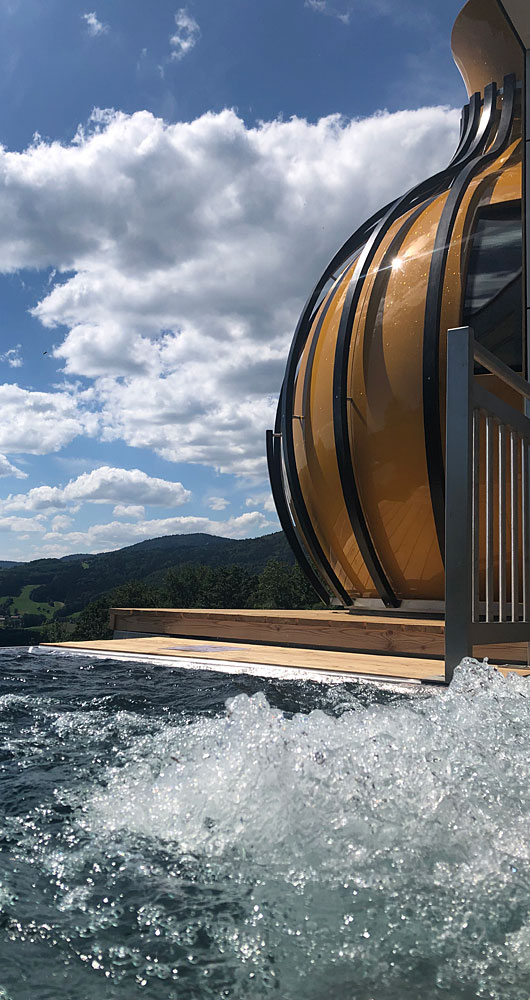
<box><xmin>109</xmin><ymin>608</ymin><xmax>530</xmax><ymax>664</ymax></box>
<box><xmin>41</xmin><ymin>636</ymin><xmax>446</xmax><ymax>682</ymax></box>
<box><xmin>110</xmin><ymin>607</ymin><xmax>445</xmax><ymax>657</ymax></box>
<box><xmin>40</xmin><ymin>635</ymin><xmax>530</xmax><ymax>683</ymax></box>
<box><xmin>111</xmin><ymin>607</ymin><xmax>444</xmax><ymax>622</ymax></box>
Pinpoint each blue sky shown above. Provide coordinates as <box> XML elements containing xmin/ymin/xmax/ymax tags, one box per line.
<box><xmin>0</xmin><ymin>0</ymin><xmax>466</xmax><ymax>560</ymax></box>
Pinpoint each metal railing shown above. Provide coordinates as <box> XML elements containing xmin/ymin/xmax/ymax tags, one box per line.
<box><xmin>445</xmin><ymin>326</ymin><xmax>530</xmax><ymax>680</ymax></box>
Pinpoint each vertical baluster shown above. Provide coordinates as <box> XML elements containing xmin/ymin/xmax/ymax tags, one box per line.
<box><xmin>523</xmin><ymin>439</ymin><xmax>530</xmax><ymax>622</ymax></box>
<box><xmin>511</xmin><ymin>428</ymin><xmax>519</xmax><ymax>622</ymax></box>
<box><xmin>498</xmin><ymin>423</ymin><xmax>506</xmax><ymax>622</ymax></box>
<box><xmin>472</xmin><ymin>410</ymin><xmax>480</xmax><ymax>622</ymax></box>
<box><xmin>485</xmin><ymin>415</ymin><xmax>494</xmax><ymax>622</ymax></box>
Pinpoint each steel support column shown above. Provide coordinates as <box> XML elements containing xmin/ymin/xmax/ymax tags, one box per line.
<box><xmin>445</xmin><ymin>328</ymin><xmax>474</xmax><ymax>682</ymax></box>
<box><xmin>526</xmin><ymin>48</ymin><xmax>530</xmax><ymax>383</ymax></box>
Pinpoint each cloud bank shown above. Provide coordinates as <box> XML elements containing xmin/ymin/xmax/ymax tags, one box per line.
<box><xmin>3</xmin><ymin>466</ymin><xmax>191</xmax><ymax>513</ymax></box>
<box><xmin>0</xmin><ymin>104</ymin><xmax>459</xmax><ymax>488</ymax></box>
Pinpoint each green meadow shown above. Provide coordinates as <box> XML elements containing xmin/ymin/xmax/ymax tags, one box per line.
<box><xmin>0</xmin><ymin>584</ymin><xmax>64</xmax><ymax>622</ymax></box>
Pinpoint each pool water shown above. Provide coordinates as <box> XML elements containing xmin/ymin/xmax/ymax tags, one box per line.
<box><xmin>0</xmin><ymin>649</ymin><xmax>529</xmax><ymax>999</ymax></box>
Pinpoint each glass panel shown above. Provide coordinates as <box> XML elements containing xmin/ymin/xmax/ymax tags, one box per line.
<box><xmin>463</xmin><ymin>201</ymin><xmax>522</xmax><ymax>371</ymax></box>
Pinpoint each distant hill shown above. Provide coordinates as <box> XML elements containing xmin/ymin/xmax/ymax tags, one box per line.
<box><xmin>0</xmin><ymin>561</ymin><xmax>21</xmax><ymax>569</ymax></box>
<box><xmin>0</xmin><ymin>531</ymin><xmax>294</xmax><ymax>616</ymax></box>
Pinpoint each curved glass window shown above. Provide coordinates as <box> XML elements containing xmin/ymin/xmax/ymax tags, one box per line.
<box><xmin>463</xmin><ymin>201</ymin><xmax>522</xmax><ymax>371</ymax></box>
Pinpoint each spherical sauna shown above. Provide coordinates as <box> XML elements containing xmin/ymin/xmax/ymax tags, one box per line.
<box><xmin>267</xmin><ymin>0</ymin><xmax>528</xmax><ymax>608</ymax></box>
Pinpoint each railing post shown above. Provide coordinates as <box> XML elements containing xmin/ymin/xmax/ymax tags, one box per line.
<box><xmin>445</xmin><ymin>326</ymin><xmax>474</xmax><ymax>682</ymax></box>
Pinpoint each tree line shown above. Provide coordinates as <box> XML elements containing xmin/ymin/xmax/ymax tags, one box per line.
<box><xmin>42</xmin><ymin>559</ymin><xmax>321</xmax><ymax>642</ymax></box>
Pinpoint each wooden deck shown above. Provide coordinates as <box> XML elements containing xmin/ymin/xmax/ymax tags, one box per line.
<box><xmin>109</xmin><ymin>607</ymin><xmax>530</xmax><ymax>665</ymax></box>
<box><xmin>39</xmin><ymin>606</ymin><xmax>530</xmax><ymax>686</ymax></box>
<box><xmin>40</xmin><ymin>634</ymin><xmax>447</xmax><ymax>683</ymax></box>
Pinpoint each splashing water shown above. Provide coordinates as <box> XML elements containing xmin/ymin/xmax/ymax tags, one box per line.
<box><xmin>1</xmin><ymin>650</ymin><xmax>530</xmax><ymax>999</ymax></box>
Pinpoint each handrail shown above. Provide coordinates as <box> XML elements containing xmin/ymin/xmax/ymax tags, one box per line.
<box><xmin>445</xmin><ymin>326</ymin><xmax>530</xmax><ymax>682</ymax></box>
<box><xmin>473</xmin><ymin>341</ymin><xmax>530</xmax><ymax>401</ymax></box>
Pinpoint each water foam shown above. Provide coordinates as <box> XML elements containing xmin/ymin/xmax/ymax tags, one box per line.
<box><xmin>2</xmin><ymin>654</ymin><xmax>530</xmax><ymax>998</ymax></box>
<box><xmin>70</xmin><ymin>658</ymin><xmax>530</xmax><ymax>997</ymax></box>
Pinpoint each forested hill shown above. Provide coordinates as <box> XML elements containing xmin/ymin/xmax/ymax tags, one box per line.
<box><xmin>0</xmin><ymin>531</ymin><xmax>294</xmax><ymax>617</ymax></box>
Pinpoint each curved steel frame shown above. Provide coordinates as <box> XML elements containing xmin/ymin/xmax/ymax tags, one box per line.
<box><xmin>266</xmin><ymin>427</ymin><xmax>330</xmax><ymax>604</ymax></box>
<box><xmin>268</xmin><ymin>74</ymin><xmax>520</xmax><ymax>606</ymax></box>
<box><xmin>423</xmin><ymin>74</ymin><xmax>516</xmax><ymax>557</ymax></box>
<box><xmin>330</xmin><ymin>84</ymin><xmax>501</xmax><ymax>606</ymax></box>
<box><xmin>277</xmin><ymin>208</ymin><xmax>393</xmax><ymax>606</ymax></box>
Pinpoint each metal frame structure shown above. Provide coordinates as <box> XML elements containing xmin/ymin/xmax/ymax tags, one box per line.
<box><xmin>269</xmin><ymin>2</ymin><xmax>530</xmax><ymax>682</ymax></box>
<box><xmin>526</xmin><ymin>46</ymin><xmax>530</xmax><ymax>384</ymax></box>
<box><xmin>424</xmin><ymin>75</ymin><xmax>516</xmax><ymax>557</ymax></box>
<box><xmin>497</xmin><ymin>0</ymin><xmax>530</xmax><ymax>380</ymax></box>
<box><xmin>445</xmin><ymin>326</ymin><xmax>530</xmax><ymax>681</ymax></box>
<box><xmin>269</xmin><ymin>76</ymin><xmax>517</xmax><ymax>609</ymax></box>
<box><xmin>445</xmin><ymin>3</ymin><xmax>530</xmax><ymax>681</ymax></box>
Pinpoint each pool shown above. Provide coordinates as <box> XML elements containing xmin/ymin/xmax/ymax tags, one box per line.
<box><xmin>0</xmin><ymin>649</ymin><xmax>528</xmax><ymax>998</ymax></box>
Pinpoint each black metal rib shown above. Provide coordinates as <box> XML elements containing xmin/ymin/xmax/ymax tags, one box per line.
<box><xmin>301</xmin><ymin>260</ymin><xmax>358</xmax><ymax>425</ymax></box>
<box><xmin>301</xmin><ymin>285</ymin><xmax>333</xmax><ymax>423</ymax></box>
<box><xmin>277</xmin><ymin>208</ymin><xmax>398</xmax><ymax>606</ymax></box>
<box><xmin>466</xmin><ymin>82</ymin><xmax>498</xmax><ymax>158</ymax></box>
<box><xmin>279</xmin><ymin>383</ymin><xmax>353</xmax><ymax>606</ymax></box>
<box><xmin>449</xmin><ymin>100</ymin><xmax>471</xmax><ymax>165</ymax></box>
<box><xmin>422</xmin><ymin>73</ymin><xmax>516</xmax><ymax>559</ymax></box>
<box><xmin>458</xmin><ymin>103</ymin><xmax>470</xmax><ymax>148</ymax></box>
<box><xmin>332</xmin><ymin>198</ymin><xmax>442</xmax><ymax>608</ymax></box>
<box><xmin>276</xmin><ymin>354</ymin><xmax>354</xmax><ymax>606</ymax></box>
<box><xmin>449</xmin><ymin>91</ymin><xmax>482</xmax><ymax>165</ymax></box>
<box><xmin>266</xmin><ymin>429</ymin><xmax>330</xmax><ymax>604</ymax></box>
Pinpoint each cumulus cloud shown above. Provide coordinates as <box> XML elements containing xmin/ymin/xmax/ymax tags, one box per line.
<box><xmin>2</xmin><ymin>466</ymin><xmax>191</xmax><ymax>513</ymax></box>
<box><xmin>0</xmin><ymin>346</ymin><xmax>22</xmax><ymax>368</ymax></box>
<box><xmin>170</xmin><ymin>8</ymin><xmax>200</xmax><ymax>60</ymax></box>
<box><xmin>0</xmin><ymin>385</ymin><xmax>97</xmax><ymax>455</ymax></box>
<box><xmin>0</xmin><ymin>455</ymin><xmax>27</xmax><ymax>480</ymax></box>
<box><xmin>82</xmin><ymin>11</ymin><xmax>108</xmax><ymax>36</ymax></box>
<box><xmin>50</xmin><ymin>514</ymin><xmax>73</xmax><ymax>532</ymax></box>
<box><xmin>40</xmin><ymin>510</ymin><xmax>270</xmax><ymax>557</ymax></box>
<box><xmin>113</xmin><ymin>503</ymin><xmax>145</xmax><ymax>519</ymax></box>
<box><xmin>245</xmin><ymin>492</ymin><xmax>276</xmax><ymax>513</ymax></box>
<box><xmin>207</xmin><ymin>496</ymin><xmax>229</xmax><ymax>511</ymax></box>
<box><xmin>0</xmin><ymin>105</ymin><xmax>458</xmax><ymax>486</ymax></box>
<box><xmin>0</xmin><ymin>514</ymin><xmax>45</xmax><ymax>533</ymax></box>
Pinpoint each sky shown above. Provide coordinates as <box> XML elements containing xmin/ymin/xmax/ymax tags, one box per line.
<box><xmin>0</xmin><ymin>0</ymin><xmax>467</xmax><ymax>561</ymax></box>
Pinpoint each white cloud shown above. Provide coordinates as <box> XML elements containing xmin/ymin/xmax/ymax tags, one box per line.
<box><xmin>0</xmin><ymin>455</ymin><xmax>27</xmax><ymax>480</ymax></box>
<box><xmin>245</xmin><ymin>492</ymin><xmax>276</xmax><ymax>513</ymax></box>
<box><xmin>50</xmin><ymin>514</ymin><xmax>73</xmax><ymax>532</ymax></box>
<box><xmin>2</xmin><ymin>466</ymin><xmax>191</xmax><ymax>513</ymax></box>
<box><xmin>305</xmin><ymin>0</ymin><xmax>350</xmax><ymax>23</ymax></box>
<box><xmin>113</xmin><ymin>503</ymin><xmax>145</xmax><ymax>519</ymax></box>
<box><xmin>0</xmin><ymin>105</ymin><xmax>458</xmax><ymax>480</ymax></box>
<box><xmin>40</xmin><ymin>510</ymin><xmax>270</xmax><ymax>556</ymax></box>
<box><xmin>0</xmin><ymin>384</ymin><xmax>97</xmax><ymax>455</ymax></box>
<box><xmin>0</xmin><ymin>514</ymin><xmax>46</xmax><ymax>533</ymax></box>
<box><xmin>82</xmin><ymin>11</ymin><xmax>108</xmax><ymax>36</ymax></box>
<box><xmin>0</xmin><ymin>346</ymin><xmax>22</xmax><ymax>368</ymax></box>
<box><xmin>207</xmin><ymin>496</ymin><xmax>229</xmax><ymax>511</ymax></box>
<box><xmin>305</xmin><ymin>0</ymin><xmax>433</xmax><ymax>27</ymax></box>
<box><xmin>170</xmin><ymin>8</ymin><xmax>200</xmax><ymax>60</ymax></box>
